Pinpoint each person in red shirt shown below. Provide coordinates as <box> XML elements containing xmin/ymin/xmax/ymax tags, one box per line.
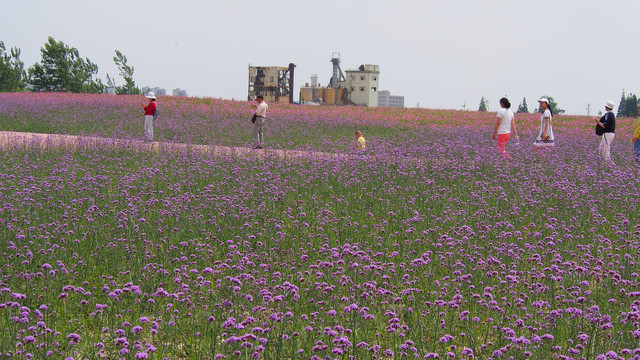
<box><xmin>141</xmin><ymin>92</ymin><xmax>157</xmax><ymax>141</ymax></box>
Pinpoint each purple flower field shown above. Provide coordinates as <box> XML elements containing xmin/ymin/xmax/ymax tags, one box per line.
<box><xmin>1</xmin><ymin>93</ymin><xmax>640</xmax><ymax>359</ymax></box>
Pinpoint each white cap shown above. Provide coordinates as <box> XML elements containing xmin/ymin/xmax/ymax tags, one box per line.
<box><xmin>605</xmin><ymin>100</ymin><xmax>615</xmax><ymax>110</ymax></box>
<box><xmin>538</xmin><ymin>98</ymin><xmax>550</xmax><ymax>104</ymax></box>
<box><xmin>146</xmin><ymin>92</ymin><xmax>156</xmax><ymax>99</ymax></box>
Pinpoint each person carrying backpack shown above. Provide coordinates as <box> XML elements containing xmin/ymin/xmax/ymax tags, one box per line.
<box><xmin>594</xmin><ymin>101</ymin><xmax>616</xmax><ymax>165</ymax></box>
<box><xmin>141</xmin><ymin>92</ymin><xmax>157</xmax><ymax>142</ymax></box>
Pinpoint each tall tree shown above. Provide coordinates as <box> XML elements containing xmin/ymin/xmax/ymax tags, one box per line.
<box><xmin>29</xmin><ymin>37</ymin><xmax>104</xmax><ymax>93</ymax></box>
<box><xmin>516</xmin><ymin>97</ymin><xmax>529</xmax><ymax>113</ymax></box>
<box><xmin>617</xmin><ymin>92</ymin><xmax>639</xmax><ymax>117</ymax></box>
<box><xmin>478</xmin><ymin>96</ymin><xmax>488</xmax><ymax>112</ymax></box>
<box><xmin>0</xmin><ymin>41</ymin><xmax>27</xmax><ymax>92</ymax></box>
<box><xmin>627</xmin><ymin>94</ymin><xmax>638</xmax><ymax>117</ymax></box>
<box><xmin>113</xmin><ymin>50</ymin><xmax>140</xmax><ymax>95</ymax></box>
<box><xmin>617</xmin><ymin>90</ymin><xmax>627</xmax><ymax>117</ymax></box>
<box><xmin>537</xmin><ymin>95</ymin><xmax>565</xmax><ymax>114</ymax></box>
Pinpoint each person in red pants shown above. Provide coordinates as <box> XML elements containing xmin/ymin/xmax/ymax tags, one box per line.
<box><xmin>492</xmin><ymin>97</ymin><xmax>519</xmax><ymax>159</ymax></box>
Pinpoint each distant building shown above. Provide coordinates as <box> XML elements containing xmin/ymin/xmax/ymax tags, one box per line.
<box><xmin>173</xmin><ymin>88</ymin><xmax>188</xmax><ymax>97</ymax></box>
<box><xmin>299</xmin><ymin>75</ymin><xmax>345</xmax><ymax>105</ymax></box>
<box><xmin>339</xmin><ymin>64</ymin><xmax>379</xmax><ymax>107</ymax></box>
<box><xmin>378</xmin><ymin>90</ymin><xmax>404</xmax><ymax>108</ymax></box>
<box><xmin>248</xmin><ymin>63</ymin><xmax>295</xmax><ymax>104</ymax></box>
<box><xmin>105</xmin><ymin>87</ymin><xmax>116</xmax><ymax>95</ymax></box>
<box><xmin>142</xmin><ymin>86</ymin><xmax>166</xmax><ymax>96</ymax></box>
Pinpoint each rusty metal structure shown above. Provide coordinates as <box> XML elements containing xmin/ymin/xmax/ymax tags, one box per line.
<box><xmin>247</xmin><ymin>63</ymin><xmax>295</xmax><ymax>104</ymax></box>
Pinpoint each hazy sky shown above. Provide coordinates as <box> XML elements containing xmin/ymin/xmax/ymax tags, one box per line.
<box><xmin>3</xmin><ymin>0</ymin><xmax>639</xmax><ymax>115</ymax></box>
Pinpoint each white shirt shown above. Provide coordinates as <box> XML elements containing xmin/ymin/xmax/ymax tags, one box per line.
<box><xmin>536</xmin><ymin>109</ymin><xmax>554</xmax><ymax>141</ymax></box>
<box><xmin>256</xmin><ymin>101</ymin><xmax>268</xmax><ymax>117</ymax></box>
<box><xmin>496</xmin><ymin>108</ymin><xmax>514</xmax><ymax>135</ymax></box>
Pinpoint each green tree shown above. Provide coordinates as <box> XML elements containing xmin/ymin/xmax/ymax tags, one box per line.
<box><xmin>0</xmin><ymin>41</ymin><xmax>27</xmax><ymax>92</ymax></box>
<box><xmin>478</xmin><ymin>96</ymin><xmax>488</xmax><ymax>112</ymax></box>
<box><xmin>516</xmin><ymin>97</ymin><xmax>529</xmax><ymax>114</ymax></box>
<box><xmin>617</xmin><ymin>90</ymin><xmax>627</xmax><ymax>117</ymax></box>
<box><xmin>627</xmin><ymin>94</ymin><xmax>638</xmax><ymax>117</ymax></box>
<box><xmin>617</xmin><ymin>92</ymin><xmax>638</xmax><ymax>117</ymax></box>
<box><xmin>537</xmin><ymin>95</ymin><xmax>565</xmax><ymax>114</ymax></box>
<box><xmin>112</xmin><ymin>50</ymin><xmax>140</xmax><ymax>95</ymax></box>
<box><xmin>28</xmin><ymin>37</ymin><xmax>104</xmax><ymax>93</ymax></box>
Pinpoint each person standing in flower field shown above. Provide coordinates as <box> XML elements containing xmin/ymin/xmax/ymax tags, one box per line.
<box><xmin>633</xmin><ymin>103</ymin><xmax>640</xmax><ymax>164</ymax></box>
<box><xmin>594</xmin><ymin>101</ymin><xmax>616</xmax><ymax>165</ymax></box>
<box><xmin>492</xmin><ymin>97</ymin><xmax>519</xmax><ymax>159</ymax></box>
<box><xmin>140</xmin><ymin>92</ymin><xmax>157</xmax><ymax>141</ymax></box>
<box><xmin>251</xmin><ymin>95</ymin><xmax>268</xmax><ymax>149</ymax></box>
<box><xmin>355</xmin><ymin>130</ymin><xmax>366</xmax><ymax>155</ymax></box>
<box><xmin>534</xmin><ymin>98</ymin><xmax>554</xmax><ymax>148</ymax></box>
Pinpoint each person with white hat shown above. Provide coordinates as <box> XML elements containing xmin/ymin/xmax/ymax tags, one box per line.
<box><xmin>594</xmin><ymin>100</ymin><xmax>616</xmax><ymax>164</ymax></box>
<box><xmin>534</xmin><ymin>98</ymin><xmax>554</xmax><ymax>148</ymax></box>
<box><xmin>141</xmin><ymin>92</ymin><xmax>157</xmax><ymax>141</ymax></box>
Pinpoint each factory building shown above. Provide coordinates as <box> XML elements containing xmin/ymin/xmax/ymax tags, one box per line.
<box><xmin>299</xmin><ymin>74</ymin><xmax>346</xmax><ymax>105</ymax></box>
<box><xmin>340</xmin><ymin>64</ymin><xmax>379</xmax><ymax>107</ymax></box>
<box><xmin>299</xmin><ymin>54</ymin><xmax>380</xmax><ymax>107</ymax></box>
<box><xmin>247</xmin><ymin>63</ymin><xmax>296</xmax><ymax>104</ymax></box>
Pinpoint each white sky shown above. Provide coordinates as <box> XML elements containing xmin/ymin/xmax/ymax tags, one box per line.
<box><xmin>2</xmin><ymin>0</ymin><xmax>639</xmax><ymax>115</ymax></box>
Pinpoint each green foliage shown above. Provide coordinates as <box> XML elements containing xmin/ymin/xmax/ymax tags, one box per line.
<box><xmin>537</xmin><ymin>95</ymin><xmax>565</xmax><ymax>114</ymax></box>
<box><xmin>28</xmin><ymin>37</ymin><xmax>104</xmax><ymax>93</ymax></box>
<box><xmin>0</xmin><ymin>41</ymin><xmax>27</xmax><ymax>92</ymax></box>
<box><xmin>616</xmin><ymin>90</ymin><xmax>638</xmax><ymax>117</ymax></box>
<box><xmin>516</xmin><ymin>97</ymin><xmax>529</xmax><ymax>114</ymax></box>
<box><xmin>478</xmin><ymin>96</ymin><xmax>488</xmax><ymax>112</ymax></box>
<box><xmin>112</xmin><ymin>50</ymin><xmax>141</xmax><ymax>95</ymax></box>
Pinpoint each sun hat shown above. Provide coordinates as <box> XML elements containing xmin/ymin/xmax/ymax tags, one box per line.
<box><xmin>605</xmin><ymin>100</ymin><xmax>615</xmax><ymax>109</ymax></box>
<box><xmin>146</xmin><ymin>92</ymin><xmax>156</xmax><ymax>99</ymax></box>
<box><xmin>538</xmin><ymin>98</ymin><xmax>550</xmax><ymax>104</ymax></box>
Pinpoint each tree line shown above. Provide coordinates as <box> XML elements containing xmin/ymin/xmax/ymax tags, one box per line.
<box><xmin>0</xmin><ymin>37</ymin><xmax>140</xmax><ymax>95</ymax></box>
<box><xmin>478</xmin><ymin>96</ymin><xmax>565</xmax><ymax>114</ymax></box>
<box><xmin>478</xmin><ymin>91</ymin><xmax>640</xmax><ymax>117</ymax></box>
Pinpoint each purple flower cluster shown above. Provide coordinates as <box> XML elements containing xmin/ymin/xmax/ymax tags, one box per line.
<box><xmin>0</xmin><ymin>92</ymin><xmax>639</xmax><ymax>359</ymax></box>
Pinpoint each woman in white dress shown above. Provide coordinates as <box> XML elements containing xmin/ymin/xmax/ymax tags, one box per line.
<box><xmin>534</xmin><ymin>98</ymin><xmax>554</xmax><ymax>148</ymax></box>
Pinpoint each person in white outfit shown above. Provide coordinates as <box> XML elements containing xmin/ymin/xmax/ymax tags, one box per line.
<box><xmin>534</xmin><ymin>98</ymin><xmax>554</xmax><ymax>148</ymax></box>
<box><xmin>595</xmin><ymin>100</ymin><xmax>616</xmax><ymax>164</ymax></box>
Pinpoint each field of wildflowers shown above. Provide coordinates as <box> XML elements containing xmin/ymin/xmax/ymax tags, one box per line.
<box><xmin>1</xmin><ymin>92</ymin><xmax>640</xmax><ymax>359</ymax></box>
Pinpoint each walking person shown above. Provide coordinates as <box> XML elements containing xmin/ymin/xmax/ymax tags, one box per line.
<box><xmin>633</xmin><ymin>103</ymin><xmax>640</xmax><ymax>164</ymax></box>
<box><xmin>141</xmin><ymin>92</ymin><xmax>157</xmax><ymax>141</ymax></box>
<box><xmin>492</xmin><ymin>97</ymin><xmax>519</xmax><ymax>160</ymax></box>
<box><xmin>252</xmin><ymin>95</ymin><xmax>268</xmax><ymax>149</ymax></box>
<box><xmin>534</xmin><ymin>98</ymin><xmax>554</xmax><ymax>148</ymax></box>
<box><xmin>594</xmin><ymin>101</ymin><xmax>616</xmax><ymax>165</ymax></box>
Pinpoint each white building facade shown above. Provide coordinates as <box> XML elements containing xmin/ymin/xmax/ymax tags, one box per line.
<box><xmin>340</xmin><ymin>64</ymin><xmax>379</xmax><ymax>107</ymax></box>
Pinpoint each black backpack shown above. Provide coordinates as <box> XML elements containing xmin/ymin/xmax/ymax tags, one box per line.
<box><xmin>595</xmin><ymin>113</ymin><xmax>609</xmax><ymax>136</ymax></box>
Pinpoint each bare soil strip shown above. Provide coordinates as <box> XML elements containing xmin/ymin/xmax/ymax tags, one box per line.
<box><xmin>0</xmin><ymin>131</ymin><xmax>358</xmax><ymax>161</ymax></box>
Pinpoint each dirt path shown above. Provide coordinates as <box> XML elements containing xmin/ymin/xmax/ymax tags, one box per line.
<box><xmin>0</xmin><ymin>131</ymin><xmax>358</xmax><ymax>161</ymax></box>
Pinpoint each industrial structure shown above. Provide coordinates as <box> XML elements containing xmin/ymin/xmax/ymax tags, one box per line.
<box><xmin>299</xmin><ymin>74</ymin><xmax>346</xmax><ymax>105</ymax></box>
<box><xmin>247</xmin><ymin>63</ymin><xmax>296</xmax><ymax>104</ymax></box>
<box><xmin>299</xmin><ymin>53</ymin><xmax>380</xmax><ymax>107</ymax></box>
<box><xmin>378</xmin><ymin>90</ymin><xmax>405</xmax><ymax>108</ymax></box>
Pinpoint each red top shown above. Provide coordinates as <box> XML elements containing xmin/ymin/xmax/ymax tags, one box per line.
<box><xmin>144</xmin><ymin>101</ymin><xmax>156</xmax><ymax>116</ymax></box>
